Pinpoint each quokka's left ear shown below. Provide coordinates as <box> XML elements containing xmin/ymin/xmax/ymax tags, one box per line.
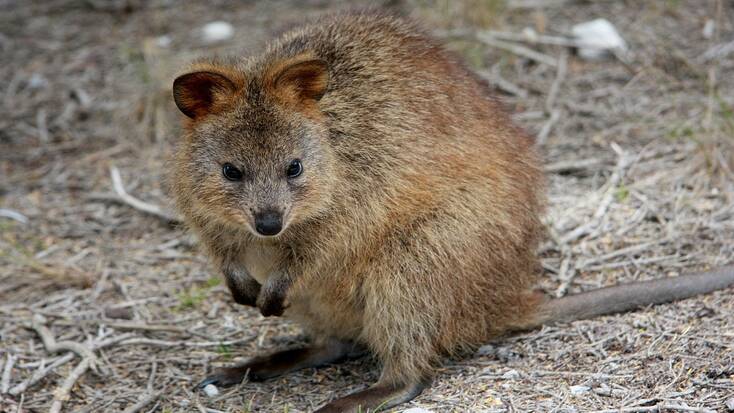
<box><xmin>172</xmin><ymin>65</ymin><xmax>244</xmax><ymax>119</ymax></box>
<box><xmin>265</xmin><ymin>54</ymin><xmax>329</xmax><ymax>106</ymax></box>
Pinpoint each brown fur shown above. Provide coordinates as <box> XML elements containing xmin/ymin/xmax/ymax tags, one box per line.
<box><xmin>171</xmin><ymin>12</ymin><xmax>544</xmax><ymax>389</ymax></box>
<box><xmin>168</xmin><ymin>11</ymin><xmax>733</xmax><ymax>412</ymax></box>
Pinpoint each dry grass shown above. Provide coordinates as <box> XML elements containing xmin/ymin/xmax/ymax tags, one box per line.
<box><xmin>1</xmin><ymin>0</ymin><xmax>733</xmax><ymax>412</ymax></box>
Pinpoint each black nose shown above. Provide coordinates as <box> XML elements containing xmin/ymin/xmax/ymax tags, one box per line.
<box><xmin>254</xmin><ymin>211</ymin><xmax>283</xmax><ymax>236</ymax></box>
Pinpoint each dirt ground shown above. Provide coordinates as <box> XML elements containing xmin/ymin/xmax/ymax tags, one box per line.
<box><xmin>1</xmin><ymin>0</ymin><xmax>733</xmax><ymax>412</ymax></box>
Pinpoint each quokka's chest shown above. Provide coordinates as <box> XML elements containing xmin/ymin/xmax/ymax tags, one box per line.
<box><xmin>241</xmin><ymin>243</ymin><xmax>282</xmax><ymax>284</ymax></box>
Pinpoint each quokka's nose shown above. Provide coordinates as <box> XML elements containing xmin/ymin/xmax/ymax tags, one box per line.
<box><xmin>254</xmin><ymin>210</ymin><xmax>283</xmax><ymax>236</ymax></box>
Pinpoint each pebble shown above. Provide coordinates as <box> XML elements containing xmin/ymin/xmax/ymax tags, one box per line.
<box><xmin>203</xmin><ymin>383</ymin><xmax>219</xmax><ymax>397</ymax></box>
<box><xmin>201</xmin><ymin>21</ymin><xmax>234</xmax><ymax>43</ymax></box>
<box><xmin>569</xmin><ymin>385</ymin><xmax>590</xmax><ymax>395</ymax></box>
<box><xmin>402</xmin><ymin>408</ymin><xmax>434</xmax><ymax>413</ymax></box>
<box><xmin>501</xmin><ymin>369</ymin><xmax>520</xmax><ymax>380</ymax></box>
<box><xmin>572</xmin><ymin>18</ymin><xmax>627</xmax><ymax>60</ymax></box>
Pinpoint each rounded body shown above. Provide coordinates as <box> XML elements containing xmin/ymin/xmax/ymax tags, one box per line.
<box><xmin>172</xmin><ymin>13</ymin><xmax>545</xmax><ymax>385</ymax></box>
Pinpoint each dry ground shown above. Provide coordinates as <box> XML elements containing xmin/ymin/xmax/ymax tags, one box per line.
<box><xmin>1</xmin><ymin>0</ymin><xmax>733</xmax><ymax>412</ymax></box>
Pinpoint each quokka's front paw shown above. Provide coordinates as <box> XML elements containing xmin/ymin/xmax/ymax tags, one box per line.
<box><xmin>256</xmin><ymin>276</ymin><xmax>291</xmax><ymax>317</ymax></box>
<box><xmin>256</xmin><ymin>290</ymin><xmax>287</xmax><ymax>317</ymax></box>
<box><xmin>224</xmin><ymin>269</ymin><xmax>261</xmax><ymax>307</ymax></box>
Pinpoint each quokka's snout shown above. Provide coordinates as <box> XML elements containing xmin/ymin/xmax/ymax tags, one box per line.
<box><xmin>253</xmin><ymin>209</ymin><xmax>284</xmax><ymax>236</ymax></box>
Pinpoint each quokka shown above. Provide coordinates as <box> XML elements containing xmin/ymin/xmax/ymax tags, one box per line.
<box><xmin>169</xmin><ymin>12</ymin><xmax>734</xmax><ymax>412</ymax></box>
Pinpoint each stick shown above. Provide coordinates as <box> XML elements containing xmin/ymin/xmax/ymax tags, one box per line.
<box><xmin>559</xmin><ymin>144</ymin><xmax>633</xmax><ymax>244</ymax></box>
<box><xmin>108</xmin><ymin>166</ymin><xmax>180</xmax><ymax>223</ymax></box>
<box><xmin>0</xmin><ymin>209</ymin><xmax>28</xmax><ymax>225</ymax></box>
<box><xmin>475</xmin><ymin>32</ymin><xmax>558</xmax><ymax>67</ymax></box>
<box><xmin>545</xmin><ymin>51</ymin><xmax>568</xmax><ymax>114</ymax></box>
<box><xmin>536</xmin><ymin>109</ymin><xmax>560</xmax><ymax>146</ymax></box>
<box><xmin>589</xmin><ymin>404</ymin><xmax>716</xmax><ymax>413</ymax></box>
<box><xmin>475</xmin><ymin>68</ymin><xmax>529</xmax><ymax>98</ymax></box>
<box><xmin>31</xmin><ymin>315</ymin><xmax>99</xmax><ymax>372</ymax></box>
<box><xmin>544</xmin><ymin>158</ymin><xmax>603</xmax><ymax>174</ymax></box>
<box><xmin>8</xmin><ymin>333</ymin><xmax>135</xmax><ymax>396</ymax></box>
<box><xmin>54</xmin><ymin>319</ymin><xmax>188</xmax><ymax>334</ymax></box>
<box><xmin>48</xmin><ymin>358</ymin><xmax>93</xmax><ymax>413</ymax></box>
<box><xmin>36</xmin><ymin>108</ymin><xmax>49</xmax><ymax>143</ymax></box>
<box><xmin>118</xmin><ymin>335</ymin><xmax>255</xmax><ymax>348</ymax></box>
<box><xmin>0</xmin><ymin>354</ymin><xmax>14</xmax><ymax>394</ymax></box>
<box><xmin>121</xmin><ymin>392</ymin><xmax>161</xmax><ymax>413</ymax></box>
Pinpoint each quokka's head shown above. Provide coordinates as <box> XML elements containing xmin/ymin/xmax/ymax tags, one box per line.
<box><xmin>171</xmin><ymin>53</ymin><xmax>336</xmax><ymax>239</ymax></box>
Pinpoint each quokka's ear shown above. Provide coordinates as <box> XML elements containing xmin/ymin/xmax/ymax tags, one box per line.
<box><xmin>172</xmin><ymin>69</ymin><xmax>240</xmax><ymax>119</ymax></box>
<box><xmin>266</xmin><ymin>55</ymin><xmax>329</xmax><ymax>105</ymax></box>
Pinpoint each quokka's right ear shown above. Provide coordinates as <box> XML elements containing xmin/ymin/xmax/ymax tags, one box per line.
<box><xmin>172</xmin><ymin>69</ymin><xmax>242</xmax><ymax>119</ymax></box>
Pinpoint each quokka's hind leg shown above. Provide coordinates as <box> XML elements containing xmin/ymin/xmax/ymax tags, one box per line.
<box><xmin>315</xmin><ymin>374</ymin><xmax>430</xmax><ymax>413</ymax></box>
<box><xmin>198</xmin><ymin>338</ymin><xmax>362</xmax><ymax>388</ymax></box>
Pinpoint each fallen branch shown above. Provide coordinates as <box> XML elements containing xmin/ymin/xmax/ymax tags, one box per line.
<box><xmin>0</xmin><ymin>209</ymin><xmax>28</xmax><ymax>224</ymax></box>
<box><xmin>559</xmin><ymin>143</ymin><xmax>633</xmax><ymax>244</ymax></box>
<box><xmin>0</xmin><ymin>354</ymin><xmax>14</xmax><ymax>394</ymax></box>
<box><xmin>536</xmin><ymin>109</ymin><xmax>561</xmax><ymax>146</ymax></box>
<box><xmin>31</xmin><ymin>315</ymin><xmax>99</xmax><ymax>372</ymax></box>
<box><xmin>118</xmin><ymin>335</ymin><xmax>255</xmax><ymax>348</ymax></box>
<box><xmin>545</xmin><ymin>51</ymin><xmax>568</xmax><ymax>114</ymax></box>
<box><xmin>121</xmin><ymin>391</ymin><xmax>161</xmax><ymax>413</ymax></box>
<box><xmin>589</xmin><ymin>403</ymin><xmax>716</xmax><ymax>413</ymax></box>
<box><xmin>475</xmin><ymin>32</ymin><xmax>558</xmax><ymax>67</ymax></box>
<box><xmin>476</xmin><ymin>66</ymin><xmax>529</xmax><ymax>98</ymax></box>
<box><xmin>544</xmin><ymin>158</ymin><xmax>603</xmax><ymax>174</ymax></box>
<box><xmin>48</xmin><ymin>358</ymin><xmax>93</xmax><ymax>413</ymax></box>
<box><xmin>30</xmin><ymin>315</ymin><xmax>102</xmax><ymax>413</ymax></box>
<box><xmin>107</xmin><ymin>166</ymin><xmax>180</xmax><ymax>223</ymax></box>
<box><xmin>8</xmin><ymin>333</ymin><xmax>135</xmax><ymax>396</ymax></box>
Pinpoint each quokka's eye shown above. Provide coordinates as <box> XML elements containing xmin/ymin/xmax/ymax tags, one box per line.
<box><xmin>222</xmin><ymin>163</ymin><xmax>243</xmax><ymax>181</ymax></box>
<box><xmin>286</xmin><ymin>159</ymin><xmax>303</xmax><ymax>179</ymax></box>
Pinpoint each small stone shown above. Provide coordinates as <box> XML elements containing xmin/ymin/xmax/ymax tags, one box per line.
<box><xmin>569</xmin><ymin>385</ymin><xmax>590</xmax><ymax>395</ymax></box>
<box><xmin>402</xmin><ymin>408</ymin><xmax>434</xmax><ymax>413</ymax></box>
<box><xmin>501</xmin><ymin>369</ymin><xmax>520</xmax><ymax>380</ymax></box>
<box><xmin>521</xmin><ymin>27</ymin><xmax>538</xmax><ymax>43</ymax></box>
<box><xmin>156</xmin><ymin>35</ymin><xmax>172</xmax><ymax>48</ymax></box>
<box><xmin>103</xmin><ymin>306</ymin><xmax>134</xmax><ymax>319</ymax></box>
<box><xmin>725</xmin><ymin>397</ymin><xmax>734</xmax><ymax>411</ymax></box>
<box><xmin>27</xmin><ymin>73</ymin><xmax>48</xmax><ymax>90</ymax></box>
<box><xmin>703</xmin><ymin>19</ymin><xmax>715</xmax><ymax>40</ymax></box>
<box><xmin>572</xmin><ymin>18</ymin><xmax>627</xmax><ymax>60</ymax></box>
<box><xmin>201</xmin><ymin>21</ymin><xmax>234</xmax><ymax>43</ymax></box>
<box><xmin>203</xmin><ymin>383</ymin><xmax>219</xmax><ymax>397</ymax></box>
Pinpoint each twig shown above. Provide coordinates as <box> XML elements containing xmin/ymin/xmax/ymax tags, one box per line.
<box><xmin>475</xmin><ymin>32</ymin><xmax>558</xmax><ymax>67</ymax></box>
<box><xmin>121</xmin><ymin>391</ymin><xmax>161</xmax><ymax>413</ymax></box>
<box><xmin>118</xmin><ymin>335</ymin><xmax>255</xmax><ymax>348</ymax></box>
<box><xmin>536</xmin><ymin>109</ymin><xmax>560</xmax><ymax>146</ymax></box>
<box><xmin>8</xmin><ymin>333</ymin><xmax>135</xmax><ymax>396</ymax></box>
<box><xmin>437</xmin><ymin>28</ymin><xmax>579</xmax><ymax>48</ymax></box>
<box><xmin>31</xmin><ymin>315</ymin><xmax>99</xmax><ymax>372</ymax></box>
<box><xmin>589</xmin><ymin>404</ymin><xmax>716</xmax><ymax>413</ymax></box>
<box><xmin>1</xmin><ymin>354</ymin><xmax>14</xmax><ymax>394</ymax></box>
<box><xmin>553</xmin><ymin>254</ymin><xmax>575</xmax><ymax>298</ymax></box>
<box><xmin>545</xmin><ymin>51</ymin><xmax>568</xmax><ymax>114</ymax></box>
<box><xmin>536</xmin><ymin>51</ymin><xmax>567</xmax><ymax>146</ymax></box>
<box><xmin>506</xmin><ymin>0</ymin><xmax>569</xmax><ymax>9</ymax></box>
<box><xmin>699</xmin><ymin>39</ymin><xmax>734</xmax><ymax>62</ymax></box>
<box><xmin>544</xmin><ymin>158</ymin><xmax>603</xmax><ymax>174</ymax></box>
<box><xmin>476</xmin><ymin>66</ymin><xmax>529</xmax><ymax>98</ymax></box>
<box><xmin>0</xmin><ymin>209</ymin><xmax>28</xmax><ymax>225</ymax></box>
<box><xmin>108</xmin><ymin>166</ymin><xmax>180</xmax><ymax>223</ymax></box>
<box><xmin>30</xmin><ymin>315</ymin><xmax>100</xmax><ymax>413</ymax></box>
<box><xmin>559</xmin><ymin>144</ymin><xmax>633</xmax><ymax>244</ymax></box>
<box><xmin>54</xmin><ymin>319</ymin><xmax>188</xmax><ymax>334</ymax></box>
<box><xmin>48</xmin><ymin>358</ymin><xmax>93</xmax><ymax>413</ymax></box>
<box><xmin>36</xmin><ymin>108</ymin><xmax>49</xmax><ymax>143</ymax></box>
